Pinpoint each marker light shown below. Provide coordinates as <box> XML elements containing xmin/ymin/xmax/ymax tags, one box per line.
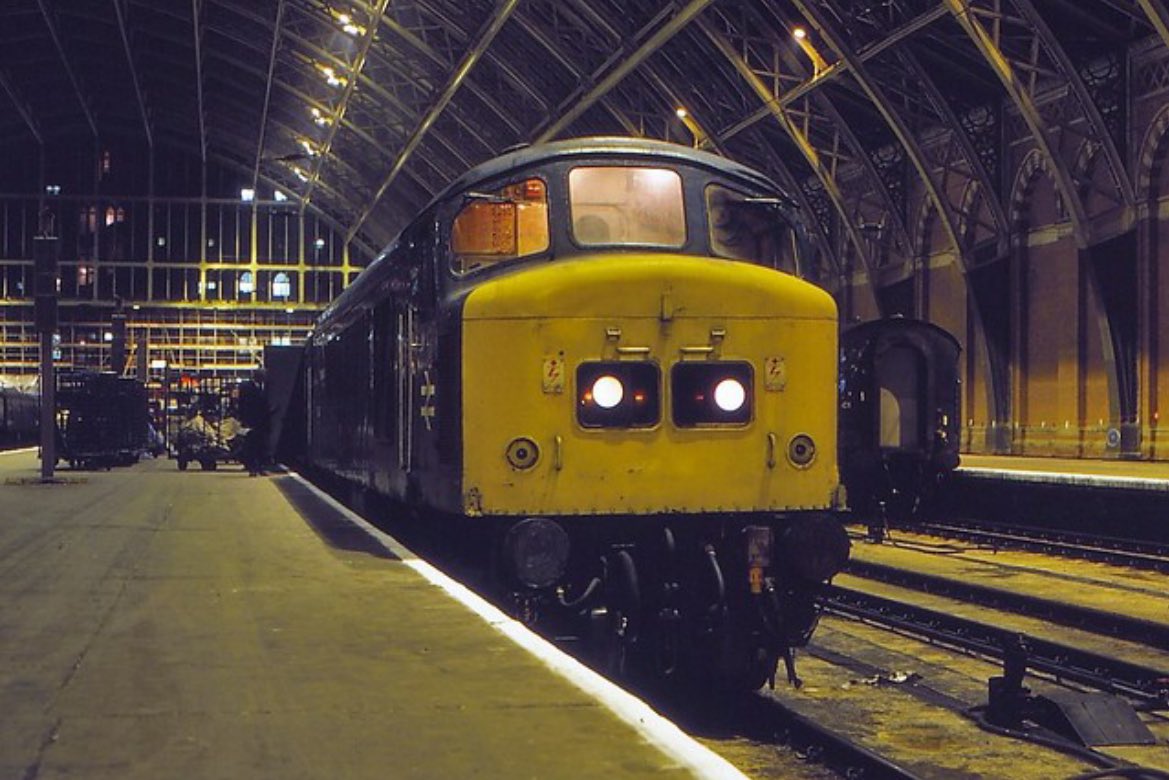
<box><xmin>713</xmin><ymin>378</ymin><xmax>747</xmax><ymax>412</ymax></box>
<box><xmin>592</xmin><ymin>375</ymin><xmax>624</xmax><ymax>409</ymax></box>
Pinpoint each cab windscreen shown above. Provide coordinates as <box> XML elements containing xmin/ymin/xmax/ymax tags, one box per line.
<box><xmin>576</xmin><ymin>362</ymin><xmax>660</xmax><ymax>428</ymax></box>
<box><xmin>672</xmin><ymin>362</ymin><xmax>753</xmax><ymax>426</ymax></box>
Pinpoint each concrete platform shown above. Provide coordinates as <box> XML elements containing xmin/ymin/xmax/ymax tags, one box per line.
<box><xmin>0</xmin><ymin>450</ymin><xmax>740</xmax><ymax>780</ymax></box>
<box><xmin>959</xmin><ymin>454</ymin><xmax>1169</xmax><ymax>490</ymax></box>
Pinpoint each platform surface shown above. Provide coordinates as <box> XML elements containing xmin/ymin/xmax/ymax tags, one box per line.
<box><xmin>0</xmin><ymin>451</ymin><xmax>724</xmax><ymax>780</ymax></box>
<box><xmin>959</xmin><ymin>453</ymin><xmax>1169</xmax><ymax>488</ymax></box>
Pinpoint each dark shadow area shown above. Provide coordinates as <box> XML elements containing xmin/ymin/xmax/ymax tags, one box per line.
<box><xmin>271</xmin><ymin>475</ymin><xmax>399</xmax><ymax>560</ymax></box>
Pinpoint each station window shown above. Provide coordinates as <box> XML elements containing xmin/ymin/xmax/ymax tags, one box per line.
<box><xmin>271</xmin><ymin>272</ymin><xmax>292</xmax><ymax>299</ymax></box>
<box><xmin>706</xmin><ymin>184</ymin><xmax>789</xmax><ymax>269</ymax></box>
<box><xmin>568</xmin><ymin>166</ymin><xmax>685</xmax><ymax>248</ymax></box>
<box><xmin>449</xmin><ymin>177</ymin><xmax>548</xmax><ymax>276</ymax></box>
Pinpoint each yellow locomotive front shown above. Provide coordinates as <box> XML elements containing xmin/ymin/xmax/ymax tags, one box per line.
<box><xmin>461</xmin><ymin>254</ymin><xmax>839</xmax><ymax>517</ymax></box>
<box><xmin>438</xmin><ymin>140</ymin><xmax>848</xmax><ymax>688</ymax></box>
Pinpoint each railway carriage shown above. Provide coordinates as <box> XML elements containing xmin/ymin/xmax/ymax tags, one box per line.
<box><xmin>0</xmin><ymin>385</ymin><xmax>38</xmax><ymax>449</ymax></box>
<box><xmin>303</xmin><ymin>138</ymin><xmax>849</xmax><ymax>689</ymax></box>
<box><xmin>839</xmin><ymin>317</ymin><xmax>962</xmax><ymax>526</ymax></box>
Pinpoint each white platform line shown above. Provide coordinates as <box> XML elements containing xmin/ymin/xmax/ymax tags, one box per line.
<box><xmin>287</xmin><ymin>472</ymin><xmax>749</xmax><ymax>780</ymax></box>
<box><xmin>0</xmin><ymin>447</ymin><xmax>38</xmax><ymax>457</ymax></box>
<box><xmin>960</xmin><ymin>467</ymin><xmax>1169</xmax><ymax>491</ymax></box>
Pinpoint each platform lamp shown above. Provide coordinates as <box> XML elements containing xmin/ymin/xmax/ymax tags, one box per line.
<box><xmin>33</xmin><ymin>207</ymin><xmax>60</xmax><ymax>481</ymax></box>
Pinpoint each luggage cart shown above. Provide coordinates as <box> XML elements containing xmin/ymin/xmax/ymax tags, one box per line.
<box><xmin>165</xmin><ymin>375</ymin><xmax>244</xmax><ymax>471</ymax></box>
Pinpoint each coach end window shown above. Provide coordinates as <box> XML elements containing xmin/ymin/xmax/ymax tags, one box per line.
<box><xmin>569</xmin><ymin>167</ymin><xmax>685</xmax><ymax>248</ymax></box>
<box><xmin>450</xmin><ymin>178</ymin><xmax>549</xmax><ymax>276</ymax></box>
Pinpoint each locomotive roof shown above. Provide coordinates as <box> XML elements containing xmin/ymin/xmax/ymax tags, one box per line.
<box><xmin>313</xmin><ymin>137</ymin><xmax>790</xmax><ymax>340</ymax></box>
<box><xmin>432</xmin><ymin>137</ymin><xmax>784</xmax><ymax>205</ymax></box>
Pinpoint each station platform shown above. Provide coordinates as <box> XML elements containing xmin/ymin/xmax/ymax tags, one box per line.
<box><xmin>0</xmin><ymin>450</ymin><xmax>741</xmax><ymax>780</ymax></box>
<box><xmin>958</xmin><ymin>453</ymin><xmax>1169</xmax><ymax>490</ymax></box>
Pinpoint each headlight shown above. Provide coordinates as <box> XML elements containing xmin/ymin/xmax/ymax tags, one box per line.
<box><xmin>591</xmin><ymin>375</ymin><xmax>624</xmax><ymax>409</ymax></box>
<box><xmin>713</xmin><ymin>378</ymin><xmax>746</xmax><ymax>412</ymax></box>
<box><xmin>672</xmin><ymin>361</ymin><xmax>753</xmax><ymax>426</ymax></box>
<box><xmin>577</xmin><ymin>362</ymin><xmax>660</xmax><ymax>428</ymax></box>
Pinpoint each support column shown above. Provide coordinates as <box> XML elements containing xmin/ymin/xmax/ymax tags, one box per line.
<box><xmin>33</xmin><ymin>230</ymin><xmax>59</xmax><ymax>481</ymax></box>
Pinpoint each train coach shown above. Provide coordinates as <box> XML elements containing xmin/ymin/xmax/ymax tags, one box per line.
<box><xmin>299</xmin><ymin>137</ymin><xmax>849</xmax><ymax>689</ymax></box>
<box><xmin>838</xmin><ymin>317</ymin><xmax>962</xmax><ymax>526</ymax></box>
<box><xmin>0</xmin><ymin>385</ymin><xmax>38</xmax><ymax>449</ymax></box>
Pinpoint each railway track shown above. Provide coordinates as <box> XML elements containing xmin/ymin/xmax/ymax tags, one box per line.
<box><xmin>821</xmin><ymin>584</ymin><xmax>1169</xmax><ymax>709</ymax></box>
<box><xmin>915</xmin><ymin>520</ymin><xmax>1169</xmax><ymax>573</ymax></box>
<box><xmin>842</xmin><ymin>558</ymin><xmax>1169</xmax><ymax>652</ymax></box>
<box><xmin>736</xmin><ymin>692</ymin><xmax>928</xmax><ymax>780</ymax></box>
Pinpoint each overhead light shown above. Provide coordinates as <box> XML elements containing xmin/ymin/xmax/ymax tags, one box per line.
<box><xmin>337</xmin><ymin>12</ymin><xmax>365</xmax><ymax>36</ymax></box>
<box><xmin>240</xmin><ymin>188</ymin><xmax>255</xmax><ymax>202</ymax></box>
<box><xmin>293</xmin><ymin>168</ymin><xmax>309</xmax><ymax>182</ymax></box>
<box><xmin>273</xmin><ymin>190</ymin><xmax>288</xmax><ymax>203</ymax></box>
<box><xmin>316</xmin><ymin>63</ymin><xmax>346</xmax><ymax>88</ymax></box>
<box><xmin>792</xmin><ymin>26</ymin><xmax>829</xmax><ymax>76</ymax></box>
<box><xmin>310</xmin><ymin>106</ymin><xmax>332</xmax><ymax>127</ymax></box>
<box><xmin>675</xmin><ymin>106</ymin><xmax>708</xmax><ymax>148</ymax></box>
<box><xmin>300</xmin><ymin>138</ymin><xmax>319</xmax><ymax>157</ymax></box>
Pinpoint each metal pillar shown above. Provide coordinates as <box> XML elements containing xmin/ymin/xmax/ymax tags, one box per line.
<box><xmin>33</xmin><ymin>229</ymin><xmax>59</xmax><ymax>481</ymax></box>
<box><xmin>39</xmin><ymin>332</ymin><xmax>55</xmax><ymax>480</ymax></box>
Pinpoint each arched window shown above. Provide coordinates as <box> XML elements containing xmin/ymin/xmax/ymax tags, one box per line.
<box><xmin>239</xmin><ymin>271</ymin><xmax>255</xmax><ymax>295</ymax></box>
<box><xmin>271</xmin><ymin>272</ymin><xmax>291</xmax><ymax>299</ymax></box>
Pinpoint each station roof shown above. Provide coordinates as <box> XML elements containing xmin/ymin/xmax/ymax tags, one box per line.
<box><xmin>0</xmin><ymin>0</ymin><xmax>1160</xmax><ymax>267</ymax></box>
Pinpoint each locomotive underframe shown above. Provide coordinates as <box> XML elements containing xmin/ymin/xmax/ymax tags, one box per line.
<box><xmin>447</xmin><ymin>508</ymin><xmax>848</xmax><ymax>689</ymax></box>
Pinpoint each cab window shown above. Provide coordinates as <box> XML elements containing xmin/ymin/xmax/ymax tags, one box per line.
<box><xmin>706</xmin><ymin>184</ymin><xmax>789</xmax><ymax>269</ymax></box>
<box><xmin>450</xmin><ymin>178</ymin><xmax>549</xmax><ymax>276</ymax></box>
<box><xmin>568</xmin><ymin>166</ymin><xmax>685</xmax><ymax>248</ymax></box>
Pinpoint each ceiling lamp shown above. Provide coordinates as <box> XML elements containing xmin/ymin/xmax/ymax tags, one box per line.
<box><xmin>335</xmin><ymin>11</ymin><xmax>366</xmax><ymax>36</ymax></box>
<box><xmin>792</xmin><ymin>27</ymin><xmax>829</xmax><ymax>77</ymax></box>
<box><xmin>316</xmin><ymin>63</ymin><xmax>347</xmax><ymax>88</ymax></box>
<box><xmin>310</xmin><ymin>107</ymin><xmax>333</xmax><ymax>127</ymax></box>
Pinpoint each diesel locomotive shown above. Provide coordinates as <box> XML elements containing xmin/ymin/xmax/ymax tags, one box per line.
<box><xmin>301</xmin><ymin>138</ymin><xmax>849</xmax><ymax>689</ymax></box>
<box><xmin>839</xmin><ymin>317</ymin><xmax>962</xmax><ymax>526</ymax></box>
